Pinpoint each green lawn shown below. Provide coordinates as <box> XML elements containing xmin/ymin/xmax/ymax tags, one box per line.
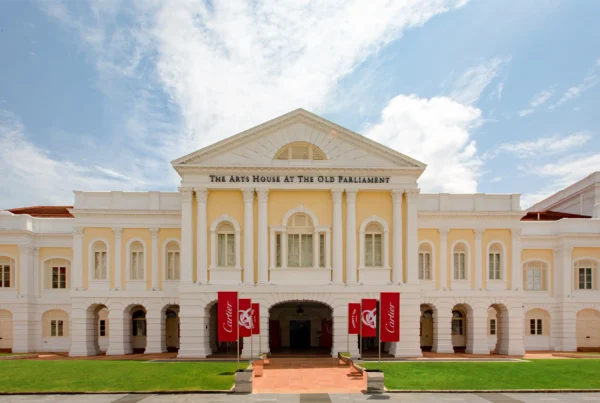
<box><xmin>0</xmin><ymin>361</ymin><xmax>242</xmax><ymax>392</ymax></box>
<box><xmin>364</xmin><ymin>360</ymin><xmax>600</xmax><ymax>390</ymax></box>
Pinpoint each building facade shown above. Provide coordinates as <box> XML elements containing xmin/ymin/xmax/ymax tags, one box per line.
<box><xmin>0</xmin><ymin>109</ymin><xmax>599</xmax><ymax>358</ymax></box>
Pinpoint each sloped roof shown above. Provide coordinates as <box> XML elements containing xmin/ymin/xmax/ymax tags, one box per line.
<box><xmin>521</xmin><ymin>210</ymin><xmax>591</xmax><ymax>221</ymax></box>
<box><xmin>8</xmin><ymin>206</ymin><xmax>74</xmax><ymax>218</ymax></box>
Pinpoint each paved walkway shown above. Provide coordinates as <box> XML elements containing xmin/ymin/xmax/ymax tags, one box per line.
<box><xmin>1</xmin><ymin>393</ymin><xmax>599</xmax><ymax>402</ymax></box>
<box><xmin>253</xmin><ymin>358</ymin><xmax>366</xmax><ymax>393</ymax></box>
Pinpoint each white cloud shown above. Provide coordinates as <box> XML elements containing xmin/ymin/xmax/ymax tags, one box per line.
<box><xmin>490</xmin><ymin>176</ymin><xmax>503</xmax><ymax>183</ymax></box>
<box><xmin>550</xmin><ymin>74</ymin><xmax>599</xmax><ymax>109</ymax></box>
<box><xmin>449</xmin><ymin>57</ymin><xmax>511</xmax><ymax>105</ymax></box>
<box><xmin>366</xmin><ymin>94</ymin><xmax>482</xmax><ymax>193</ymax></box>
<box><xmin>517</xmin><ymin>88</ymin><xmax>553</xmax><ymax>117</ymax></box>
<box><xmin>490</xmin><ymin>132</ymin><xmax>591</xmax><ymax>159</ymax></box>
<box><xmin>0</xmin><ymin>111</ymin><xmax>141</xmax><ymax>208</ymax></box>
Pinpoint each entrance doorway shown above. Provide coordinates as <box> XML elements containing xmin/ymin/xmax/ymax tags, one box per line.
<box><xmin>269</xmin><ymin>301</ymin><xmax>332</xmax><ymax>356</ymax></box>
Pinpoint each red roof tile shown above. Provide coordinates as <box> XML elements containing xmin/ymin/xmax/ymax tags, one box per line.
<box><xmin>522</xmin><ymin>210</ymin><xmax>591</xmax><ymax>221</ymax></box>
<box><xmin>7</xmin><ymin>206</ymin><xmax>73</xmax><ymax>218</ymax></box>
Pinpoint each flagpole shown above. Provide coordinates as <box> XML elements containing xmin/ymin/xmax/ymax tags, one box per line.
<box><xmin>378</xmin><ymin>299</ymin><xmax>381</xmax><ymax>371</ymax></box>
<box><xmin>237</xmin><ymin>294</ymin><xmax>240</xmax><ymax>372</ymax></box>
<box><xmin>359</xmin><ymin>302</ymin><xmax>362</xmax><ymax>360</ymax></box>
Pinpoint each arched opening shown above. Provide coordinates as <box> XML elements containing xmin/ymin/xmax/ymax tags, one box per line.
<box><xmin>41</xmin><ymin>309</ymin><xmax>69</xmax><ymax>352</ymax></box>
<box><xmin>269</xmin><ymin>301</ymin><xmax>332</xmax><ymax>356</ymax></box>
<box><xmin>577</xmin><ymin>309</ymin><xmax>600</xmax><ymax>351</ymax></box>
<box><xmin>165</xmin><ymin>305</ymin><xmax>180</xmax><ymax>352</ymax></box>
<box><xmin>84</xmin><ymin>304</ymin><xmax>108</xmax><ymax>355</ymax></box>
<box><xmin>489</xmin><ymin>304</ymin><xmax>509</xmax><ymax>354</ymax></box>
<box><xmin>420</xmin><ymin>305</ymin><xmax>434</xmax><ymax>351</ymax></box>
<box><xmin>0</xmin><ymin>309</ymin><xmax>13</xmax><ymax>352</ymax></box>
<box><xmin>207</xmin><ymin>301</ymin><xmax>240</xmax><ymax>356</ymax></box>
<box><xmin>524</xmin><ymin>308</ymin><xmax>551</xmax><ymax>350</ymax></box>
<box><xmin>130</xmin><ymin>306</ymin><xmax>147</xmax><ymax>353</ymax></box>
<box><xmin>451</xmin><ymin>305</ymin><xmax>468</xmax><ymax>352</ymax></box>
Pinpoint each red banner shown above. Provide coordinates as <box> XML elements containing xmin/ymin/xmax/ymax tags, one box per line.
<box><xmin>380</xmin><ymin>292</ymin><xmax>400</xmax><ymax>342</ymax></box>
<box><xmin>361</xmin><ymin>299</ymin><xmax>377</xmax><ymax>337</ymax></box>
<box><xmin>251</xmin><ymin>303</ymin><xmax>260</xmax><ymax>335</ymax></box>
<box><xmin>239</xmin><ymin>298</ymin><xmax>252</xmax><ymax>337</ymax></box>
<box><xmin>348</xmin><ymin>303</ymin><xmax>360</xmax><ymax>334</ymax></box>
<box><xmin>218</xmin><ymin>291</ymin><xmax>238</xmax><ymax>342</ymax></box>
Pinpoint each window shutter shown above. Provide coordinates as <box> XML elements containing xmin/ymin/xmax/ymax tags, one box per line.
<box><xmin>374</xmin><ymin>234</ymin><xmax>382</xmax><ymax>266</ymax></box>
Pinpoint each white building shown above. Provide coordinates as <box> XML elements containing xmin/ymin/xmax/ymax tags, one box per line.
<box><xmin>0</xmin><ymin>109</ymin><xmax>599</xmax><ymax>358</ymax></box>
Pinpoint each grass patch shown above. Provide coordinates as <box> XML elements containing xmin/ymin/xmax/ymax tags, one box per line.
<box><xmin>0</xmin><ymin>361</ymin><xmax>241</xmax><ymax>392</ymax></box>
<box><xmin>364</xmin><ymin>359</ymin><xmax>600</xmax><ymax>390</ymax></box>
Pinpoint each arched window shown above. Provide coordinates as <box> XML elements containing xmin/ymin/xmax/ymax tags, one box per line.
<box><xmin>286</xmin><ymin>213</ymin><xmax>313</xmax><ymax>267</ymax></box>
<box><xmin>92</xmin><ymin>241</ymin><xmax>107</xmax><ymax>280</ymax></box>
<box><xmin>274</xmin><ymin>142</ymin><xmax>327</xmax><ymax>160</ymax></box>
<box><xmin>217</xmin><ymin>222</ymin><xmax>236</xmax><ymax>267</ymax></box>
<box><xmin>523</xmin><ymin>261</ymin><xmax>548</xmax><ymax>291</ymax></box>
<box><xmin>575</xmin><ymin>259</ymin><xmax>597</xmax><ymax>290</ymax></box>
<box><xmin>43</xmin><ymin>310</ymin><xmax>69</xmax><ymax>338</ymax></box>
<box><xmin>44</xmin><ymin>258</ymin><xmax>70</xmax><ymax>289</ymax></box>
<box><xmin>364</xmin><ymin>223</ymin><xmax>383</xmax><ymax>267</ymax></box>
<box><xmin>418</xmin><ymin>243</ymin><xmax>432</xmax><ymax>280</ymax></box>
<box><xmin>451</xmin><ymin>310</ymin><xmax>464</xmax><ymax>335</ymax></box>
<box><xmin>165</xmin><ymin>241</ymin><xmax>180</xmax><ymax>280</ymax></box>
<box><xmin>0</xmin><ymin>256</ymin><xmax>14</xmax><ymax>288</ymax></box>
<box><xmin>132</xmin><ymin>309</ymin><xmax>146</xmax><ymax>336</ymax></box>
<box><xmin>423</xmin><ymin>309</ymin><xmax>433</xmax><ymax>318</ymax></box>
<box><xmin>453</xmin><ymin>243</ymin><xmax>468</xmax><ymax>280</ymax></box>
<box><xmin>488</xmin><ymin>242</ymin><xmax>503</xmax><ymax>280</ymax></box>
<box><xmin>129</xmin><ymin>241</ymin><xmax>145</xmax><ymax>280</ymax></box>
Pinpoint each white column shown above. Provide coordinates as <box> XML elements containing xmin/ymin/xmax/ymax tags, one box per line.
<box><xmin>72</xmin><ymin>227</ymin><xmax>84</xmax><ymax>290</ymax></box>
<box><xmin>391</xmin><ymin>190</ymin><xmax>403</xmax><ymax>284</ymax></box>
<box><xmin>405</xmin><ymin>189</ymin><xmax>420</xmax><ymax>284</ymax></box>
<box><xmin>112</xmin><ymin>228</ymin><xmax>123</xmax><ymax>290</ymax></box>
<box><xmin>432</xmin><ymin>307</ymin><xmax>453</xmax><ymax>353</ymax></box>
<box><xmin>466</xmin><ymin>306</ymin><xmax>490</xmax><ymax>354</ymax></box>
<box><xmin>331</xmin><ymin>189</ymin><xmax>344</xmax><ymax>284</ymax></box>
<box><xmin>145</xmin><ymin>309</ymin><xmax>166</xmax><ymax>354</ymax></box>
<box><xmin>474</xmin><ymin>229</ymin><xmax>483</xmax><ymax>290</ymax></box>
<box><xmin>511</xmin><ymin>228</ymin><xmax>523</xmax><ymax>290</ymax></box>
<box><xmin>150</xmin><ymin>227</ymin><xmax>159</xmax><ymax>290</ymax></box>
<box><xmin>498</xmin><ymin>305</ymin><xmax>525</xmax><ymax>356</ymax></box>
<box><xmin>107</xmin><ymin>309</ymin><xmax>133</xmax><ymax>355</ymax></box>
<box><xmin>439</xmin><ymin>227</ymin><xmax>449</xmax><ymax>290</ymax></box>
<box><xmin>345</xmin><ymin>189</ymin><xmax>358</xmax><ymax>284</ymax></box>
<box><xmin>242</xmin><ymin>188</ymin><xmax>255</xmax><ymax>284</ymax></box>
<box><xmin>19</xmin><ymin>244</ymin><xmax>34</xmax><ymax>297</ymax></box>
<box><xmin>33</xmin><ymin>247</ymin><xmax>40</xmax><ymax>297</ymax></box>
<box><xmin>195</xmin><ymin>188</ymin><xmax>209</xmax><ymax>284</ymax></box>
<box><xmin>179</xmin><ymin>187</ymin><xmax>194</xmax><ymax>283</ymax></box>
<box><xmin>257</xmin><ymin>188</ymin><xmax>269</xmax><ymax>284</ymax></box>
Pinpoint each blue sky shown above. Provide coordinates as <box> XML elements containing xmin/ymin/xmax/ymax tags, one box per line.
<box><xmin>0</xmin><ymin>0</ymin><xmax>598</xmax><ymax>209</ymax></box>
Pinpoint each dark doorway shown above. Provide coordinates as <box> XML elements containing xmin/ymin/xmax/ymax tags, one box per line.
<box><xmin>290</xmin><ymin>320</ymin><xmax>311</xmax><ymax>349</ymax></box>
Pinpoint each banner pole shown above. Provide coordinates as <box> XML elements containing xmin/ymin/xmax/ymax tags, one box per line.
<box><xmin>378</xmin><ymin>300</ymin><xmax>381</xmax><ymax>371</ymax></box>
<box><xmin>359</xmin><ymin>302</ymin><xmax>362</xmax><ymax>360</ymax></box>
<box><xmin>237</xmin><ymin>295</ymin><xmax>240</xmax><ymax>372</ymax></box>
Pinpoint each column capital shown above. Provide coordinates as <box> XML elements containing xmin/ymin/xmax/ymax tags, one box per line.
<box><xmin>405</xmin><ymin>188</ymin><xmax>420</xmax><ymax>201</ymax></box>
<box><xmin>331</xmin><ymin>189</ymin><xmax>343</xmax><ymax>203</ymax></box>
<box><xmin>73</xmin><ymin>227</ymin><xmax>84</xmax><ymax>237</ymax></box>
<box><xmin>18</xmin><ymin>244</ymin><xmax>35</xmax><ymax>254</ymax></box>
<box><xmin>474</xmin><ymin>228</ymin><xmax>484</xmax><ymax>240</ymax></box>
<box><xmin>511</xmin><ymin>227</ymin><xmax>522</xmax><ymax>237</ymax></box>
<box><xmin>179</xmin><ymin>187</ymin><xmax>194</xmax><ymax>202</ymax></box>
<box><xmin>439</xmin><ymin>226</ymin><xmax>450</xmax><ymax>237</ymax></box>
<box><xmin>149</xmin><ymin>227</ymin><xmax>160</xmax><ymax>237</ymax></box>
<box><xmin>256</xmin><ymin>188</ymin><xmax>269</xmax><ymax>202</ymax></box>
<box><xmin>242</xmin><ymin>188</ymin><xmax>255</xmax><ymax>202</ymax></box>
<box><xmin>194</xmin><ymin>188</ymin><xmax>208</xmax><ymax>203</ymax></box>
<box><xmin>345</xmin><ymin>188</ymin><xmax>358</xmax><ymax>203</ymax></box>
<box><xmin>112</xmin><ymin>227</ymin><xmax>123</xmax><ymax>237</ymax></box>
<box><xmin>391</xmin><ymin>189</ymin><xmax>404</xmax><ymax>201</ymax></box>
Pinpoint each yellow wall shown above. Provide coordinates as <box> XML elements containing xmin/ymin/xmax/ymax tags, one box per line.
<box><xmin>268</xmin><ymin>191</ymin><xmax>333</xmax><ymax>226</ymax></box>
<box><xmin>158</xmin><ymin>228</ymin><xmax>181</xmax><ymax>288</ymax></box>
<box><xmin>0</xmin><ymin>245</ymin><xmax>19</xmax><ymax>290</ymax></box>
<box><xmin>356</xmin><ymin>191</ymin><xmax>393</xmax><ymax>280</ymax></box>
<box><xmin>206</xmin><ymin>190</ymin><xmax>244</xmax><ymax>281</ymax></box>
<box><xmin>573</xmin><ymin>247</ymin><xmax>600</xmax><ymax>261</ymax></box>
<box><xmin>482</xmin><ymin>229</ymin><xmax>512</xmax><ymax>289</ymax></box>
<box><xmin>83</xmin><ymin>228</ymin><xmax>114</xmax><ymax>289</ymax></box>
<box><xmin>418</xmin><ymin>229</ymin><xmax>440</xmax><ymax>287</ymax></box>
<box><xmin>447</xmin><ymin>229</ymin><xmax>475</xmax><ymax>287</ymax></box>
<box><xmin>121</xmin><ymin>228</ymin><xmax>152</xmax><ymax>290</ymax></box>
<box><xmin>40</xmin><ymin>248</ymin><xmax>73</xmax><ymax>291</ymax></box>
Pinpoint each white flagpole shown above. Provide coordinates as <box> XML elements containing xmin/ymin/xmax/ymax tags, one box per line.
<box><xmin>237</xmin><ymin>294</ymin><xmax>240</xmax><ymax>371</ymax></box>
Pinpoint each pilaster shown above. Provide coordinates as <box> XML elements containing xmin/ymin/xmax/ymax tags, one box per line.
<box><xmin>466</xmin><ymin>306</ymin><xmax>490</xmax><ymax>354</ymax></box>
<box><xmin>242</xmin><ymin>188</ymin><xmax>255</xmax><ymax>284</ymax></box>
<box><xmin>474</xmin><ymin>229</ymin><xmax>483</xmax><ymax>290</ymax></box>
<box><xmin>150</xmin><ymin>227</ymin><xmax>160</xmax><ymax>290</ymax></box>
<box><xmin>112</xmin><ymin>228</ymin><xmax>123</xmax><ymax>290</ymax></box>
<box><xmin>331</xmin><ymin>189</ymin><xmax>344</xmax><ymax>284</ymax></box>
<box><xmin>511</xmin><ymin>228</ymin><xmax>523</xmax><ymax>290</ymax></box>
<box><xmin>179</xmin><ymin>187</ymin><xmax>194</xmax><ymax>284</ymax></box>
<box><xmin>72</xmin><ymin>227</ymin><xmax>84</xmax><ymax>290</ymax></box>
<box><xmin>345</xmin><ymin>189</ymin><xmax>358</xmax><ymax>285</ymax></box>
<box><xmin>432</xmin><ymin>307</ymin><xmax>453</xmax><ymax>353</ymax></box>
<box><xmin>195</xmin><ymin>188</ymin><xmax>209</xmax><ymax>284</ymax></box>
<box><xmin>391</xmin><ymin>190</ymin><xmax>403</xmax><ymax>284</ymax></box>
<box><xmin>106</xmin><ymin>309</ymin><xmax>133</xmax><ymax>355</ymax></box>
<box><xmin>145</xmin><ymin>309</ymin><xmax>166</xmax><ymax>354</ymax></box>
<box><xmin>257</xmin><ymin>188</ymin><xmax>269</xmax><ymax>284</ymax></box>
<box><xmin>405</xmin><ymin>189</ymin><xmax>420</xmax><ymax>284</ymax></box>
<box><xmin>439</xmin><ymin>227</ymin><xmax>449</xmax><ymax>290</ymax></box>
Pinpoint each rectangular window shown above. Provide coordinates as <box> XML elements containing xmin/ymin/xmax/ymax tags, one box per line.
<box><xmin>319</xmin><ymin>233</ymin><xmax>325</xmax><ymax>268</ymax></box>
<box><xmin>287</xmin><ymin>234</ymin><xmax>313</xmax><ymax>267</ymax></box>
<box><xmin>52</xmin><ymin>267</ymin><xmax>67</xmax><ymax>289</ymax></box>
<box><xmin>489</xmin><ymin>253</ymin><xmax>501</xmax><ymax>280</ymax></box>
<box><xmin>276</xmin><ymin>233</ymin><xmax>281</xmax><ymax>267</ymax></box>
<box><xmin>527</xmin><ymin>269</ymin><xmax>543</xmax><ymax>291</ymax></box>
<box><xmin>530</xmin><ymin>319</ymin><xmax>543</xmax><ymax>335</ymax></box>
<box><xmin>451</xmin><ymin>319</ymin><xmax>463</xmax><ymax>335</ymax></box>
<box><xmin>133</xmin><ymin>320</ymin><xmax>147</xmax><ymax>337</ymax></box>
<box><xmin>99</xmin><ymin>319</ymin><xmax>106</xmax><ymax>337</ymax></box>
<box><xmin>50</xmin><ymin>320</ymin><xmax>64</xmax><ymax>337</ymax></box>
<box><xmin>130</xmin><ymin>251</ymin><xmax>144</xmax><ymax>280</ymax></box>
<box><xmin>94</xmin><ymin>251</ymin><xmax>107</xmax><ymax>280</ymax></box>
<box><xmin>419</xmin><ymin>253</ymin><xmax>431</xmax><ymax>280</ymax></box>
<box><xmin>0</xmin><ymin>264</ymin><xmax>10</xmax><ymax>287</ymax></box>
<box><xmin>579</xmin><ymin>267</ymin><xmax>593</xmax><ymax>290</ymax></box>
<box><xmin>167</xmin><ymin>251</ymin><xmax>180</xmax><ymax>280</ymax></box>
<box><xmin>454</xmin><ymin>252</ymin><xmax>466</xmax><ymax>280</ymax></box>
<box><xmin>365</xmin><ymin>234</ymin><xmax>383</xmax><ymax>267</ymax></box>
<box><xmin>217</xmin><ymin>234</ymin><xmax>235</xmax><ymax>267</ymax></box>
<box><xmin>490</xmin><ymin>319</ymin><xmax>496</xmax><ymax>335</ymax></box>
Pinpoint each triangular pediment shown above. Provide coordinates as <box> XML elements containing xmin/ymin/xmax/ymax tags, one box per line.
<box><xmin>172</xmin><ymin>109</ymin><xmax>426</xmax><ymax>171</ymax></box>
